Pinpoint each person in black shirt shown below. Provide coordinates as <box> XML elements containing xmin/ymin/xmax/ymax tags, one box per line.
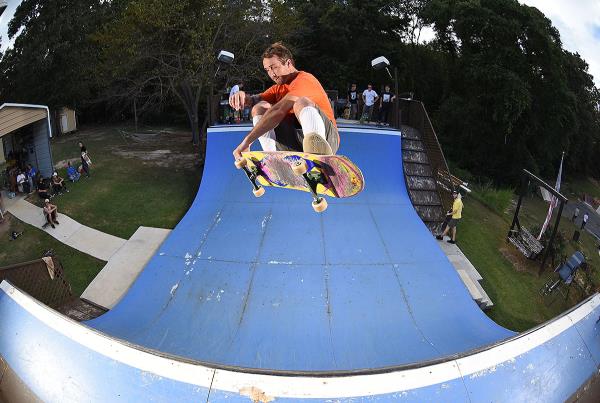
<box><xmin>378</xmin><ymin>85</ymin><xmax>396</xmax><ymax>126</ymax></box>
<box><xmin>347</xmin><ymin>83</ymin><xmax>359</xmax><ymax>120</ymax></box>
<box><xmin>79</xmin><ymin>142</ymin><xmax>92</xmax><ymax>178</ymax></box>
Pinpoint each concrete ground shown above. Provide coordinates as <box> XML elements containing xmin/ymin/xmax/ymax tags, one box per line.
<box><xmin>1</xmin><ymin>190</ymin><xmax>170</xmax><ymax>309</ymax></box>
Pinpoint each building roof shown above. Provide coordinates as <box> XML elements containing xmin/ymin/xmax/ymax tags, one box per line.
<box><xmin>0</xmin><ymin>103</ymin><xmax>51</xmax><ymax>138</ymax></box>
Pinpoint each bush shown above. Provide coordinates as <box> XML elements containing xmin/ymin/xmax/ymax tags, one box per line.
<box><xmin>471</xmin><ymin>181</ymin><xmax>515</xmax><ymax>215</ymax></box>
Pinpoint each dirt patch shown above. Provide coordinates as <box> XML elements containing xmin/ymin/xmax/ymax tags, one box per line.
<box><xmin>54</xmin><ymin>158</ymin><xmax>81</xmax><ymax>170</ymax></box>
<box><xmin>110</xmin><ymin>129</ymin><xmax>200</xmax><ymax>169</ymax></box>
<box><xmin>111</xmin><ymin>149</ymin><xmax>198</xmax><ymax>169</ymax></box>
<box><xmin>499</xmin><ymin>245</ymin><xmax>539</xmax><ymax>273</ymax></box>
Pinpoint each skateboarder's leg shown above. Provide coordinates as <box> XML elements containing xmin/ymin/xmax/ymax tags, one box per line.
<box><xmin>251</xmin><ymin>101</ymin><xmax>277</xmax><ymax>151</ymax></box>
<box><xmin>292</xmin><ymin>97</ymin><xmax>338</xmax><ymax>155</ymax></box>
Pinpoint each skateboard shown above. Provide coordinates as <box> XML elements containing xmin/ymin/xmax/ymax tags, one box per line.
<box><xmin>235</xmin><ymin>151</ymin><xmax>364</xmax><ymax>212</ymax></box>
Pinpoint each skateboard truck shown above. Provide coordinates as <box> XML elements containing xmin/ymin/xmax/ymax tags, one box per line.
<box><xmin>291</xmin><ymin>159</ymin><xmax>328</xmax><ymax>212</ymax></box>
<box><xmin>235</xmin><ymin>158</ymin><xmax>265</xmax><ymax>197</ymax></box>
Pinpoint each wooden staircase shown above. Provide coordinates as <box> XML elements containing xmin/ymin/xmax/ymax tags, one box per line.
<box><xmin>401</xmin><ymin>124</ymin><xmax>446</xmax><ymax>233</ymax></box>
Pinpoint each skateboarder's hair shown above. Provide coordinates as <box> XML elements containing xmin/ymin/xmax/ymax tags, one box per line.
<box><xmin>262</xmin><ymin>42</ymin><xmax>294</xmax><ymax>66</ymax></box>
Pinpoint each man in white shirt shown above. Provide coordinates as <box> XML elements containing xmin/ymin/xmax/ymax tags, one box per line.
<box><xmin>361</xmin><ymin>84</ymin><xmax>378</xmax><ymax>122</ymax></box>
<box><xmin>581</xmin><ymin>213</ymin><xmax>589</xmax><ymax>230</ymax></box>
<box><xmin>16</xmin><ymin>170</ymin><xmax>27</xmax><ymax>193</ymax></box>
<box><xmin>229</xmin><ymin>82</ymin><xmax>245</xmax><ymax>123</ymax></box>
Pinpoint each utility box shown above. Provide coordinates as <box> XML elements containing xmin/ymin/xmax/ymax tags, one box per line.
<box><xmin>58</xmin><ymin>107</ymin><xmax>77</xmax><ymax>134</ymax></box>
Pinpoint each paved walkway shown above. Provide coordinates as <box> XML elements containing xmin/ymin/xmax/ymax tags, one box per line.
<box><xmin>2</xmin><ymin>191</ymin><xmax>126</xmax><ymax>261</ymax></box>
<box><xmin>2</xmin><ymin>191</ymin><xmax>171</xmax><ymax>309</ymax></box>
<box><xmin>436</xmin><ymin>236</ymin><xmax>494</xmax><ymax>309</ymax></box>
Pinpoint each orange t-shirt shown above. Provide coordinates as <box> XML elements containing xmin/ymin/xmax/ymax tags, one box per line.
<box><xmin>260</xmin><ymin>71</ymin><xmax>336</xmax><ymax>127</ymax></box>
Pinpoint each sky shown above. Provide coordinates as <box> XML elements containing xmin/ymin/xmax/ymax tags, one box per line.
<box><xmin>519</xmin><ymin>0</ymin><xmax>600</xmax><ymax>87</ymax></box>
<box><xmin>0</xmin><ymin>0</ymin><xmax>18</xmax><ymax>52</ymax></box>
<box><xmin>0</xmin><ymin>1</ymin><xmax>599</xmax><ymax>86</ymax></box>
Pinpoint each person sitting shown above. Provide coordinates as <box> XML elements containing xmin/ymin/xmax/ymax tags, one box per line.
<box><xmin>66</xmin><ymin>161</ymin><xmax>80</xmax><ymax>182</ymax></box>
<box><xmin>16</xmin><ymin>170</ymin><xmax>27</xmax><ymax>193</ymax></box>
<box><xmin>51</xmin><ymin>172</ymin><xmax>68</xmax><ymax>194</ymax></box>
<box><xmin>37</xmin><ymin>178</ymin><xmax>51</xmax><ymax>200</ymax></box>
<box><xmin>43</xmin><ymin>199</ymin><xmax>59</xmax><ymax>228</ymax></box>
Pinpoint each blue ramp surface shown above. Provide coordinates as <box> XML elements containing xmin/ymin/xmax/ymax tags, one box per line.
<box><xmin>86</xmin><ymin>126</ymin><xmax>513</xmax><ymax>370</ymax></box>
<box><xmin>2</xmin><ymin>125</ymin><xmax>600</xmax><ymax>402</ymax></box>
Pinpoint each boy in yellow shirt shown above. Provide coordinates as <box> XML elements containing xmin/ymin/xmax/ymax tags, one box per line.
<box><xmin>436</xmin><ymin>191</ymin><xmax>463</xmax><ymax>244</ymax></box>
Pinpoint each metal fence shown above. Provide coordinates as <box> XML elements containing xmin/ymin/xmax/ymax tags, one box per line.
<box><xmin>0</xmin><ymin>257</ymin><xmax>72</xmax><ymax>309</ymax></box>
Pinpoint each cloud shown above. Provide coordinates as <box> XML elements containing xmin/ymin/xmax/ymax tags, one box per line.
<box><xmin>519</xmin><ymin>0</ymin><xmax>600</xmax><ymax>87</ymax></box>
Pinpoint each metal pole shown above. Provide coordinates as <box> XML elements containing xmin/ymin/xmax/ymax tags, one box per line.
<box><xmin>508</xmin><ymin>175</ymin><xmax>527</xmax><ymax>237</ymax></box>
<box><xmin>394</xmin><ymin>66</ymin><xmax>400</xmax><ymax>129</ymax></box>
<box><xmin>539</xmin><ymin>199</ymin><xmax>567</xmax><ymax>275</ymax></box>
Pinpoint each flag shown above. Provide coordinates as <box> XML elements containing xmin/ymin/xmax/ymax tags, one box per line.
<box><xmin>537</xmin><ymin>152</ymin><xmax>564</xmax><ymax>240</ymax></box>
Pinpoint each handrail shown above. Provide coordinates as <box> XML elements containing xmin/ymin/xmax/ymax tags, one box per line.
<box><xmin>397</xmin><ymin>99</ymin><xmax>455</xmax><ymax>212</ymax></box>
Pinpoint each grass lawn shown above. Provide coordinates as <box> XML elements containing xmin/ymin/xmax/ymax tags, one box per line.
<box><xmin>0</xmin><ymin>214</ymin><xmax>105</xmax><ymax>296</ymax></box>
<box><xmin>564</xmin><ymin>177</ymin><xmax>600</xmax><ymax>199</ymax></box>
<box><xmin>458</xmin><ymin>179</ymin><xmax>600</xmax><ymax>332</ymax></box>
<box><xmin>458</xmin><ymin>198</ymin><xmax>577</xmax><ymax>331</ymax></box>
<box><xmin>2</xmin><ymin>123</ymin><xmax>203</xmax><ymax>296</ymax></box>
<box><xmin>42</xmin><ymin>125</ymin><xmax>203</xmax><ymax>239</ymax></box>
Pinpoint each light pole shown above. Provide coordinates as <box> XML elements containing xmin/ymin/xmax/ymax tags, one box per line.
<box><xmin>371</xmin><ymin>56</ymin><xmax>400</xmax><ymax>128</ymax></box>
<box><xmin>208</xmin><ymin>50</ymin><xmax>235</xmax><ymax>125</ymax></box>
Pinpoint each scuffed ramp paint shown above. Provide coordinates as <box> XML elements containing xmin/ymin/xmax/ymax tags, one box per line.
<box><xmin>85</xmin><ymin>127</ymin><xmax>513</xmax><ymax>371</ymax></box>
<box><xmin>1</xmin><ymin>281</ymin><xmax>599</xmax><ymax>401</ymax></box>
<box><xmin>1</xmin><ymin>126</ymin><xmax>599</xmax><ymax>401</ymax></box>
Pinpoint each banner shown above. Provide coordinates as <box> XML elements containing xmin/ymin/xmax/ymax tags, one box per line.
<box><xmin>537</xmin><ymin>152</ymin><xmax>564</xmax><ymax>240</ymax></box>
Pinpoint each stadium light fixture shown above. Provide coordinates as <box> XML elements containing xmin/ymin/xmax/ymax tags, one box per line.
<box><xmin>371</xmin><ymin>56</ymin><xmax>400</xmax><ymax>128</ymax></box>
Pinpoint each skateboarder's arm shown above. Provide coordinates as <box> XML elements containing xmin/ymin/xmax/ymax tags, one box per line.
<box><xmin>229</xmin><ymin>91</ymin><xmax>262</xmax><ymax>111</ymax></box>
<box><xmin>233</xmin><ymin>97</ymin><xmax>295</xmax><ymax>159</ymax></box>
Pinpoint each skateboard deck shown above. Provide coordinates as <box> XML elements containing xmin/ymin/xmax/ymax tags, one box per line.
<box><xmin>238</xmin><ymin>151</ymin><xmax>364</xmax><ymax>199</ymax></box>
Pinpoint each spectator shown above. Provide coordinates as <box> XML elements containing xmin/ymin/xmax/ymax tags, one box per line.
<box><xmin>26</xmin><ymin>164</ymin><xmax>37</xmax><ymax>194</ymax></box>
<box><xmin>361</xmin><ymin>84</ymin><xmax>379</xmax><ymax>122</ymax></box>
<box><xmin>66</xmin><ymin>161</ymin><xmax>80</xmax><ymax>182</ymax></box>
<box><xmin>16</xmin><ymin>170</ymin><xmax>27</xmax><ymax>193</ymax></box>
<box><xmin>8</xmin><ymin>166</ymin><xmax>18</xmax><ymax>193</ymax></box>
<box><xmin>37</xmin><ymin>178</ymin><xmax>51</xmax><ymax>200</ymax></box>
<box><xmin>571</xmin><ymin>207</ymin><xmax>579</xmax><ymax>222</ymax></box>
<box><xmin>581</xmin><ymin>213</ymin><xmax>589</xmax><ymax>230</ymax></box>
<box><xmin>436</xmin><ymin>190</ymin><xmax>463</xmax><ymax>244</ymax></box>
<box><xmin>79</xmin><ymin>142</ymin><xmax>92</xmax><ymax>177</ymax></box>
<box><xmin>229</xmin><ymin>82</ymin><xmax>245</xmax><ymax>123</ymax></box>
<box><xmin>43</xmin><ymin>199</ymin><xmax>59</xmax><ymax>229</ymax></box>
<box><xmin>51</xmin><ymin>172</ymin><xmax>69</xmax><ymax>194</ymax></box>
<box><xmin>347</xmin><ymin>83</ymin><xmax>359</xmax><ymax>120</ymax></box>
<box><xmin>377</xmin><ymin>84</ymin><xmax>396</xmax><ymax>126</ymax></box>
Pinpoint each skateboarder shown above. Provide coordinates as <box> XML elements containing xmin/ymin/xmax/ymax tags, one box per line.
<box><xmin>230</xmin><ymin>42</ymin><xmax>339</xmax><ymax>160</ymax></box>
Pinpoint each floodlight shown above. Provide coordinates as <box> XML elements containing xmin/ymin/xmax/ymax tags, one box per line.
<box><xmin>217</xmin><ymin>50</ymin><xmax>234</xmax><ymax>65</ymax></box>
<box><xmin>371</xmin><ymin>56</ymin><xmax>390</xmax><ymax>70</ymax></box>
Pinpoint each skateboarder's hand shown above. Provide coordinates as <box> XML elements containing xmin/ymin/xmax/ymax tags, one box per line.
<box><xmin>233</xmin><ymin>143</ymin><xmax>250</xmax><ymax>161</ymax></box>
<box><xmin>229</xmin><ymin>90</ymin><xmax>246</xmax><ymax>111</ymax></box>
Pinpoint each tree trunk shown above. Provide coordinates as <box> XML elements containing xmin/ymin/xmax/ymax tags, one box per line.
<box><xmin>189</xmin><ymin>109</ymin><xmax>200</xmax><ymax>145</ymax></box>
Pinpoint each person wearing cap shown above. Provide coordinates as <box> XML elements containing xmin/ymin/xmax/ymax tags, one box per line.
<box><xmin>51</xmin><ymin>172</ymin><xmax>68</xmax><ymax>194</ymax></box>
<box><xmin>43</xmin><ymin>199</ymin><xmax>59</xmax><ymax>229</ymax></box>
<box><xmin>436</xmin><ymin>190</ymin><xmax>463</xmax><ymax>244</ymax></box>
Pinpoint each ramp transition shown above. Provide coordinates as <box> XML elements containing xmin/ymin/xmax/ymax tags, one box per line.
<box><xmin>1</xmin><ymin>125</ymin><xmax>599</xmax><ymax>401</ymax></box>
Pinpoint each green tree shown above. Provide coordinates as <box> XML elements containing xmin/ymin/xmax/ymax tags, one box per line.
<box><xmin>94</xmin><ymin>0</ymin><xmax>284</xmax><ymax>146</ymax></box>
<box><xmin>0</xmin><ymin>0</ymin><xmax>114</xmax><ymax>108</ymax></box>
